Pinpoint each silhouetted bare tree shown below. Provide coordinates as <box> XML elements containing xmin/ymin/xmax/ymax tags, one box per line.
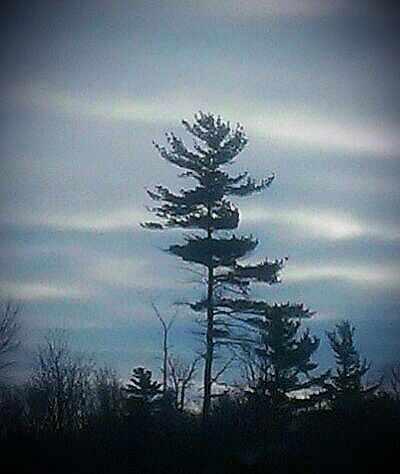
<box><xmin>28</xmin><ymin>330</ymin><xmax>96</xmax><ymax>432</ymax></box>
<box><xmin>151</xmin><ymin>302</ymin><xmax>177</xmax><ymax>393</ymax></box>
<box><xmin>0</xmin><ymin>301</ymin><xmax>19</xmax><ymax>379</ymax></box>
<box><xmin>168</xmin><ymin>355</ymin><xmax>199</xmax><ymax>411</ymax></box>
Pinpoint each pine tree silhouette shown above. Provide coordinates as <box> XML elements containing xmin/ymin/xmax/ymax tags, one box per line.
<box><xmin>325</xmin><ymin>320</ymin><xmax>378</xmax><ymax>408</ymax></box>
<box><xmin>125</xmin><ymin>367</ymin><xmax>162</xmax><ymax>406</ymax></box>
<box><xmin>226</xmin><ymin>300</ymin><xmax>327</xmax><ymax>409</ymax></box>
<box><xmin>143</xmin><ymin>112</ymin><xmax>281</xmax><ymax>419</ymax></box>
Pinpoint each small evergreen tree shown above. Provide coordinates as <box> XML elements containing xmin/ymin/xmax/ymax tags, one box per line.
<box><xmin>125</xmin><ymin>367</ymin><xmax>162</xmax><ymax>406</ymax></box>
<box><xmin>325</xmin><ymin>320</ymin><xmax>377</xmax><ymax>408</ymax></box>
<box><xmin>143</xmin><ymin>112</ymin><xmax>282</xmax><ymax>419</ymax></box>
<box><xmin>234</xmin><ymin>301</ymin><xmax>327</xmax><ymax>410</ymax></box>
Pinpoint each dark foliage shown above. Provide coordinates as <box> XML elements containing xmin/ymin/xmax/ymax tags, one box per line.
<box><xmin>1</xmin><ymin>318</ymin><xmax>398</xmax><ymax>474</ymax></box>
<box><xmin>0</xmin><ymin>314</ymin><xmax>398</xmax><ymax>474</ymax></box>
<box><xmin>238</xmin><ymin>304</ymin><xmax>328</xmax><ymax>411</ymax></box>
<box><xmin>1</xmin><ymin>379</ymin><xmax>398</xmax><ymax>474</ymax></box>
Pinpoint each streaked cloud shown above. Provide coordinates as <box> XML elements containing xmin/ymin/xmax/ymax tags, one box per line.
<box><xmin>248</xmin><ymin>110</ymin><xmax>400</xmax><ymax>156</ymax></box>
<box><xmin>87</xmin><ymin>257</ymin><xmax>157</xmax><ymax>289</ymax></box>
<box><xmin>0</xmin><ymin>280</ymin><xmax>90</xmax><ymax>301</ymax></box>
<box><xmin>86</xmin><ymin>255</ymin><xmax>190</xmax><ymax>291</ymax></box>
<box><xmin>6</xmin><ymin>83</ymin><xmax>400</xmax><ymax>157</ymax></box>
<box><xmin>5</xmin><ymin>208</ymin><xmax>147</xmax><ymax>232</ymax></box>
<box><xmin>193</xmin><ymin>0</ymin><xmax>352</xmax><ymax>20</ymax></box>
<box><xmin>285</xmin><ymin>263</ymin><xmax>400</xmax><ymax>287</ymax></box>
<box><xmin>303</xmin><ymin>172</ymin><xmax>400</xmax><ymax>197</ymax></box>
<box><xmin>0</xmin><ymin>242</ymin><xmax>101</xmax><ymax>259</ymax></box>
<box><xmin>4</xmin><ymin>199</ymin><xmax>400</xmax><ymax>244</ymax></box>
<box><xmin>6</xmin><ymin>83</ymin><xmax>181</xmax><ymax>125</ymax></box>
<box><xmin>241</xmin><ymin>204</ymin><xmax>400</xmax><ymax>241</ymax></box>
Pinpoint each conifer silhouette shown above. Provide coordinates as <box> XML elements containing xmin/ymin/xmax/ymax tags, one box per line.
<box><xmin>143</xmin><ymin>112</ymin><xmax>281</xmax><ymax>419</ymax></box>
<box><xmin>226</xmin><ymin>300</ymin><xmax>327</xmax><ymax>409</ymax></box>
<box><xmin>325</xmin><ymin>320</ymin><xmax>378</xmax><ymax>408</ymax></box>
<box><xmin>125</xmin><ymin>367</ymin><xmax>162</xmax><ymax>405</ymax></box>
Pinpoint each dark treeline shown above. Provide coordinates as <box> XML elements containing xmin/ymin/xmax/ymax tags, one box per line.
<box><xmin>1</xmin><ymin>113</ymin><xmax>399</xmax><ymax>473</ymax></box>
<box><xmin>1</xmin><ymin>315</ymin><xmax>399</xmax><ymax>473</ymax></box>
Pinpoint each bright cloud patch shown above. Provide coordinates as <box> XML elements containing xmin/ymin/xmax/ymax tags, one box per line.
<box><xmin>248</xmin><ymin>109</ymin><xmax>400</xmax><ymax>156</ymax></box>
<box><xmin>5</xmin><ymin>208</ymin><xmax>147</xmax><ymax>232</ymax></box>
<box><xmin>241</xmin><ymin>205</ymin><xmax>400</xmax><ymax>241</ymax></box>
<box><xmin>7</xmin><ymin>83</ymin><xmax>185</xmax><ymax>125</ymax></box>
<box><xmin>0</xmin><ymin>280</ymin><xmax>90</xmax><ymax>301</ymax></box>
<box><xmin>285</xmin><ymin>263</ymin><xmax>400</xmax><ymax>287</ymax></box>
<box><xmin>86</xmin><ymin>256</ymin><xmax>182</xmax><ymax>291</ymax></box>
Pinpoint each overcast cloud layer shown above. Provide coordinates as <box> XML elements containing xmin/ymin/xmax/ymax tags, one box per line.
<box><xmin>0</xmin><ymin>0</ymin><xmax>399</xmax><ymax>379</ymax></box>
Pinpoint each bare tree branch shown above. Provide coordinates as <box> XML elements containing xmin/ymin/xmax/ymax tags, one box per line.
<box><xmin>0</xmin><ymin>300</ymin><xmax>20</xmax><ymax>377</ymax></box>
<box><xmin>168</xmin><ymin>355</ymin><xmax>200</xmax><ymax>411</ymax></box>
<box><xmin>151</xmin><ymin>302</ymin><xmax>178</xmax><ymax>392</ymax></box>
<box><xmin>211</xmin><ymin>357</ymin><xmax>234</xmax><ymax>385</ymax></box>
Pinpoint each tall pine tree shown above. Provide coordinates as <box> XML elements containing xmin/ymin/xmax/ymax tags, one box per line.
<box><xmin>143</xmin><ymin>112</ymin><xmax>282</xmax><ymax>419</ymax></box>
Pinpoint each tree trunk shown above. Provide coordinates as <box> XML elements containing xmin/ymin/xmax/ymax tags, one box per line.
<box><xmin>179</xmin><ymin>385</ymin><xmax>185</xmax><ymax>411</ymax></box>
<box><xmin>202</xmin><ymin>262</ymin><xmax>214</xmax><ymax>421</ymax></box>
<box><xmin>162</xmin><ymin>330</ymin><xmax>168</xmax><ymax>393</ymax></box>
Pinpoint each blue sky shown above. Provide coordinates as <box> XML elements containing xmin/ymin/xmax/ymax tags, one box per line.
<box><xmin>1</xmin><ymin>0</ymin><xmax>399</xmax><ymax>381</ymax></box>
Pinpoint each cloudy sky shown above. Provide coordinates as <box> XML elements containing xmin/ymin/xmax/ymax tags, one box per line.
<box><xmin>1</xmin><ymin>0</ymin><xmax>399</xmax><ymax>380</ymax></box>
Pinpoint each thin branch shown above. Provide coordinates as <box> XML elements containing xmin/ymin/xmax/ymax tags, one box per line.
<box><xmin>211</xmin><ymin>357</ymin><xmax>235</xmax><ymax>385</ymax></box>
